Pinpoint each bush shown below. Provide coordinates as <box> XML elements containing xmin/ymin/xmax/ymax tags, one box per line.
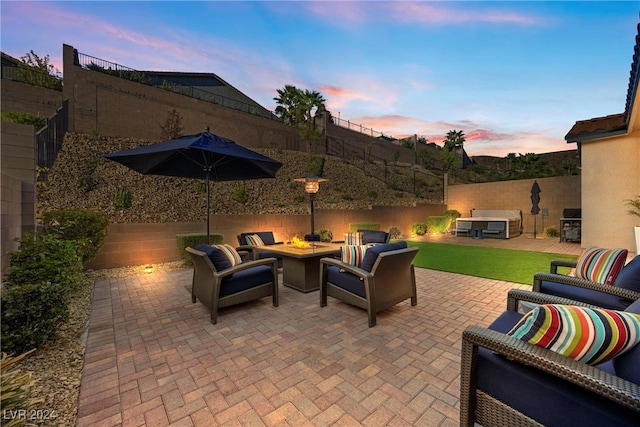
<box><xmin>6</xmin><ymin>232</ymin><xmax>83</xmax><ymax>292</ymax></box>
<box><xmin>306</xmin><ymin>155</ymin><xmax>325</xmax><ymax>177</ymax></box>
<box><xmin>231</xmin><ymin>185</ymin><xmax>249</xmax><ymax>204</ymax></box>
<box><xmin>427</xmin><ymin>216</ymin><xmax>452</xmax><ymax>234</ymax></box>
<box><xmin>41</xmin><ymin>209</ymin><xmax>109</xmax><ymax>264</ymax></box>
<box><xmin>365</xmin><ymin>190</ymin><xmax>378</xmax><ymax>200</ymax></box>
<box><xmin>545</xmin><ymin>226</ymin><xmax>560</xmax><ymax>238</ymax></box>
<box><xmin>176</xmin><ymin>233</ymin><xmax>224</xmax><ymax>265</ymax></box>
<box><xmin>1</xmin><ymin>111</ymin><xmax>46</xmax><ymax>129</ymax></box>
<box><xmin>1</xmin><ymin>281</ymin><xmax>70</xmax><ymax>354</ymax></box>
<box><xmin>349</xmin><ymin>223</ymin><xmax>380</xmax><ymax>232</ymax></box>
<box><xmin>114</xmin><ymin>187</ymin><xmax>132</xmax><ymax>209</ymax></box>
<box><xmin>317</xmin><ymin>228</ymin><xmax>333</xmax><ymax>243</ymax></box>
<box><xmin>410</xmin><ymin>223</ymin><xmax>427</xmax><ymax>236</ymax></box>
<box><xmin>1</xmin><ymin>350</ymin><xmax>42</xmax><ymax>421</ymax></box>
<box><xmin>389</xmin><ymin>226</ymin><xmax>402</xmax><ymax>239</ymax></box>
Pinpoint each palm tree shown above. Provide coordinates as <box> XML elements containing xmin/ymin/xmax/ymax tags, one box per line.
<box><xmin>273</xmin><ymin>84</ymin><xmax>301</xmax><ymax>125</ymax></box>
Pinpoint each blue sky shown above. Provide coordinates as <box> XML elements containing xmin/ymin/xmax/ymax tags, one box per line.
<box><xmin>1</xmin><ymin>1</ymin><xmax>638</xmax><ymax>156</ymax></box>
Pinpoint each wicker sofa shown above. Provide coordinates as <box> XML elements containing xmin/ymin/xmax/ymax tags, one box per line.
<box><xmin>236</xmin><ymin>231</ymin><xmax>284</xmax><ymax>266</ymax></box>
<box><xmin>186</xmin><ymin>246</ymin><xmax>278</xmax><ymax>324</ymax></box>
<box><xmin>319</xmin><ymin>241</ymin><xmax>419</xmax><ymax>327</ymax></box>
<box><xmin>460</xmin><ymin>289</ymin><xmax>640</xmax><ymax>427</ymax></box>
<box><xmin>533</xmin><ymin>255</ymin><xmax>640</xmax><ymax>310</ymax></box>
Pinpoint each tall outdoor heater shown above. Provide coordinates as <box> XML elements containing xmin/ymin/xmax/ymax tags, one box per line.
<box><xmin>295</xmin><ymin>176</ymin><xmax>328</xmax><ymax>241</ymax></box>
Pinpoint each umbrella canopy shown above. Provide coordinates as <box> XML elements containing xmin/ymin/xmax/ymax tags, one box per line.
<box><xmin>530</xmin><ymin>180</ymin><xmax>541</xmax><ymax>238</ymax></box>
<box><xmin>104</xmin><ymin>130</ymin><xmax>282</xmax><ymax>241</ymax></box>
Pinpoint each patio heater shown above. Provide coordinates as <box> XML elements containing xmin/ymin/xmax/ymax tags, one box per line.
<box><xmin>295</xmin><ymin>176</ymin><xmax>328</xmax><ymax>241</ymax></box>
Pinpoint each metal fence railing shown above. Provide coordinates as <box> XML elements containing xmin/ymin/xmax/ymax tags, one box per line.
<box><xmin>36</xmin><ymin>100</ymin><xmax>68</xmax><ymax>177</ymax></box>
<box><xmin>332</xmin><ymin>116</ymin><xmax>393</xmax><ymax>140</ymax></box>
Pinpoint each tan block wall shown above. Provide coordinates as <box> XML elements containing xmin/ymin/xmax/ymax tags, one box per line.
<box><xmin>86</xmin><ymin>204</ymin><xmax>444</xmax><ymax>269</ymax></box>
<box><xmin>1</xmin><ymin>122</ymin><xmax>36</xmax><ymax>183</ymax></box>
<box><xmin>1</xmin><ymin>174</ymin><xmax>22</xmax><ymax>277</ymax></box>
<box><xmin>0</xmin><ymin>79</ymin><xmax>62</xmax><ymax>118</ymax></box>
<box><xmin>447</xmin><ymin>175</ymin><xmax>581</xmax><ymax>237</ymax></box>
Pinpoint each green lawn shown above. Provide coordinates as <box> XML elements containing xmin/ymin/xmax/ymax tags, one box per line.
<box><xmin>407</xmin><ymin>241</ymin><xmax>578</xmax><ymax>285</ymax></box>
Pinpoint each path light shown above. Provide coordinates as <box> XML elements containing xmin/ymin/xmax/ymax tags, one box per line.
<box><xmin>145</xmin><ymin>265</ymin><xmax>153</xmax><ymax>274</ymax></box>
<box><xmin>294</xmin><ymin>176</ymin><xmax>328</xmax><ymax>241</ymax></box>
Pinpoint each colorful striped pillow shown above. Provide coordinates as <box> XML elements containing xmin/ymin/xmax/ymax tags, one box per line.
<box><xmin>575</xmin><ymin>247</ymin><xmax>628</xmax><ymax>285</ymax></box>
<box><xmin>212</xmin><ymin>244</ymin><xmax>242</xmax><ymax>267</ymax></box>
<box><xmin>344</xmin><ymin>232</ymin><xmax>363</xmax><ymax>246</ymax></box>
<box><xmin>341</xmin><ymin>245</ymin><xmax>368</xmax><ymax>267</ymax></box>
<box><xmin>507</xmin><ymin>304</ymin><xmax>640</xmax><ymax>365</ymax></box>
<box><xmin>246</xmin><ymin>234</ymin><xmax>265</xmax><ymax>246</ymax></box>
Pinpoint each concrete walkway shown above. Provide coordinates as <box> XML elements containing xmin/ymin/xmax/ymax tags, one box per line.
<box><xmin>76</xmin><ymin>236</ymin><xmax>583</xmax><ymax>426</ymax></box>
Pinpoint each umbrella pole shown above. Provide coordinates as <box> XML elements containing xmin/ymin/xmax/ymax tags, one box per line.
<box><xmin>206</xmin><ymin>172</ymin><xmax>210</xmax><ymax>244</ymax></box>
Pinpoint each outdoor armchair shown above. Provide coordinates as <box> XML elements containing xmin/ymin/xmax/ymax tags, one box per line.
<box><xmin>236</xmin><ymin>231</ymin><xmax>284</xmax><ymax>266</ymax></box>
<box><xmin>460</xmin><ymin>289</ymin><xmax>640</xmax><ymax>427</ymax></box>
<box><xmin>533</xmin><ymin>255</ymin><xmax>640</xmax><ymax>311</ymax></box>
<box><xmin>186</xmin><ymin>246</ymin><xmax>278</xmax><ymax>324</ymax></box>
<box><xmin>320</xmin><ymin>241</ymin><xmax>418</xmax><ymax>327</ymax></box>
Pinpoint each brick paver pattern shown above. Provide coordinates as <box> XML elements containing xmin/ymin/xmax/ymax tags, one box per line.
<box><xmin>76</xmin><ymin>237</ymin><xmax>583</xmax><ymax>426</ymax></box>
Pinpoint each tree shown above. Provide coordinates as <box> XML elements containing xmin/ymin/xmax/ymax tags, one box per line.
<box><xmin>440</xmin><ymin>129</ymin><xmax>466</xmax><ymax>172</ymax></box>
<box><xmin>159</xmin><ymin>109</ymin><xmax>184</xmax><ymax>140</ymax></box>
<box><xmin>273</xmin><ymin>84</ymin><xmax>300</xmax><ymax>125</ymax></box>
<box><xmin>18</xmin><ymin>50</ymin><xmax>62</xmax><ymax>90</ymax></box>
<box><xmin>274</xmin><ymin>85</ymin><xmax>328</xmax><ymax>154</ymax></box>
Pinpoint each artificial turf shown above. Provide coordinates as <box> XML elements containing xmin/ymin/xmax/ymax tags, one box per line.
<box><xmin>407</xmin><ymin>241</ymin><xmax>578</xmax><ymax>285</ymax></box>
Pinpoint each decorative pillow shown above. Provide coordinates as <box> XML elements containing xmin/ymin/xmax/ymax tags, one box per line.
<box><xmin>507</xmin><ymin>304</ymin><xmax>640</xmax><ymax>365</ymax></box>
<box><xmin>575</xmin><ymin>247</ymin><xmax>628</xmax><ymax>285</ymax></box>
<box><xmin>344</xmin><ymin>232</ymin><xmax>363</xmax><ymax>246</ymax></box>
<box><xmin>340</xmin><ymin>245</ymin><xmax>368</xmax><ymax>268</ymax></box>
<box><xmin>246</xmin><ymin>234</ymin><xmax>265</xmax><ymax>247</ymax></box>
<box><xmin>212</xmin><ymin>244</ymin><xmax>242</xmax><ymax>267</ymax></box>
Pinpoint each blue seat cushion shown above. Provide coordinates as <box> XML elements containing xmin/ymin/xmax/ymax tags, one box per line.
<box><xmin>614</xmin><ymin>255</ymin><xmax>640</xmax><ymax>293</ymax></box>
<box><xmin>478</xmin><ymin>312</ymin><xmax>639</xmax><ymax>426</ymax></box>
<box><xmin>614</xmin><ymin>298</ymin><xmax>640</xmax><ymax>384</ymax></box>
<box><xmin>326</xmin><ymin>266</ymin><xmax>366</xmax><ymax>298</ymax></box>
<box><xmin>257</xmin><ymin>250</ymin><xmax>283</xmax><ymax>261</ymax></box>
<box><xmin>360</xmin><ymin>241</ymin><xmax>408</xmax><ymax>272</ymax></box>
<box><xmin>538</xmin><ymin>280</ymin><xmax>631</xmax><ymax>310</ymax></box>
<box><xmin>219</xmin><ymin>265</ymin><xmax>273</xmax><ymax>297</ymax></box>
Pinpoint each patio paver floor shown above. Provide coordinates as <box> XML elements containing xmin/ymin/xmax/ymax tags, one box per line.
<box><xmin>76</xmin><ymin>236</ymin><xmax>584</xmax><ymax>426</ymax></box>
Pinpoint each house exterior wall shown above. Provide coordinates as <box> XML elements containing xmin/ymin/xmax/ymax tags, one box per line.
<box><xmin>580</xmin><ymin>92</ymin><xmax>640</xmax><ymax>254</ymax></box>
<box><xmin>447</xmin><ymin>175</ymin><xmax>582</xmax><ymax>237</ymax></box>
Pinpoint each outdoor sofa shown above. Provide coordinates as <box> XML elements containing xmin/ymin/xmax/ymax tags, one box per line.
<box><xmin>236</xmin><ymin>231</ymin><xmax>284</xmax><ymax>266</ymax></box>
<box><xmin>460</xmin><ymin>289</ymin><xmax>640</xmax><ymax>427</ymax></box>
<box><xmin>319</xmin><ymin>241</ymin><xmax>419</xmax><ymax>327</ymax></box>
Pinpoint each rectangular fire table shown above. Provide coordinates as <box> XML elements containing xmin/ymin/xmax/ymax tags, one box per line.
<box><xmin>257</xmin><ymin>242</ymin><xmax>342</xmax><ymax>292</ymax></box>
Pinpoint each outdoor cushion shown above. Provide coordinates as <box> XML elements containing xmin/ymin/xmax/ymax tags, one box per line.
<box><xmin>326</xmin><ymin>266</ymin><xmax>366</xmax><ymax>298</ymax></box>
<box><xmin>246</xmin><ymin>234</ymin><xmax>265</xmax><ymax>246</ymax></box>
<box><xmin>212</xmin><ymin>244</ymin><xmax>242</xmax><ymax>267</ymax></box>
<box><xmin>614</xmin><ymin>299</ymin><xmax>640</xmax><ymax>384</ymax></box>
<box><xmin>507</xmin><ymin>304</ymin><xmax>640</xmax><ymax>365</ymax></box>
<box><xmin>341</xmin><ymin>245</ymin><xmax>368</xmax><ymax>267</ymax></box>
<box><xmin>357</xmin><ymin>230</ymin><xmax>389</xmax><ymax>244</ymax></box>
<box><xmin>219</xmin><ymin>265</ymin><xmax>274</xmax><ymax>297</ymax></box>
<box><xmin>195</xmin><ymin>244</ymin><xmax>232</xmax><ymax>271</ymax></box>
<box><xmin>360</xmin><ymin>241</ymin><xmax>408</xmax><ymax>272</ymax></box>
<box><xmin>238</xmin><ymin>232</ymin><xmax>276</xmax><ymax>246</ymax></box>
<box><xmin>537</xmin><ymin>280</ymin><xmax>630</xmax><ymax>310</ymax></box>
<box><xmin>344</xmin><ymin>232</ymin><xmax>363</xmax><ymax>245</ymax></box>
<box><xmin>575</xmin><ymin>247</ymin><xmax>628</xmax><ymax>285</ymax></box>
<box><xmin>613</xmin><ymin>255</ymin><xmax>640</xmax><ymax>292</ymax></box>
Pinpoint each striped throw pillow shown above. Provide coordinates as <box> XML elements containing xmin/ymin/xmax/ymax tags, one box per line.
<box><xmin>341</xmin><ymin>245</ymin><xmax>368</xmax><ymax>267</ymax></box>
<box><xmin>344</xmin><ymin>232</ymin><xmax>363</xmax><ymax>246</ymax></box>
<box><xmin>212</xmin><ymin>244</ymin><xmax>242</xmax><ymax>267</ymax></box>
<box><xmin>507</xmin><ymin>304</ymin><xmax>640</xmax><ymax>365</ymax></box>
<box><xmin>575</xmin><ymin>247</ymin><xmax>628</xmax><ymax>285</ymax></box>
<box><xmin>246</xmin><ymin>234</ymin><xmax>265</xmax><ymax>246</ymax></box>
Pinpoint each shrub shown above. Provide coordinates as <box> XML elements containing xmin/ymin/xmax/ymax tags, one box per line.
<box><xmin>114</xmin><ymin>187</ymin><xmax>132</xmax><ymax>209</ymax></box>
<box><xmin>1</xmin><ymin>111</ymin><xmax>46</xmax><ymax>129</ymax></box>
<box><xmin>545</xmin><ymin>226</ymin><xmax>560</xmax><ymax>238</ymax></box>
<box><xmin>349</xmin><ymin>223</ymin><xmax>380</xmax><ymax>232</ymax></box>
<box><xmin>365</xmin><ymin>190</ymin><xmax>378</xmax><ymax>200</ymax></box>
<box><xmin>410</xmin><ymin>223</ymin><xmax>427</xmax><ymax>236</ymax></box>
<box><xmin>1</xmin><ymin>281</ymin><xmax>70</xmax><ymax>354</ymax></box>
<box><xmin>443</xmin><ymin>209</ymin><xmax>460</xmax><ymax>220</ymax></box>
<box><xmin>1</xmin><ymin>350</ymin><xmax>43</xmax><ymax>422</ymax></box>
<box><xmin>41</xmin><ymin>209</ymin><xmax>109</xmax><ymax>264</ymax></box>
<box><xmin>427</xmin><ymin>216</ymin><xmax>452</xmax><ymax>234</ymax></box>
<box><xmin>231</xmin><ymin>185</ymin><xmax>249</xmax><ymax>204</ymax></box>
<box><xmin>389</xmin><ymin>226</ymin><xmax>402</xmax><ymax>239</ymax></box>
<box><xmin>317</xmin><ymin>228</ymin><xmax>333</xmax><ymax>243</ymax></box>
<box><xmin>176</xmin><ymin>233</ymin><xmax>224</xmax><ymax>265</ymax></box>
<box><xmin>306</xmin><ymin>155</ymin><xmax>325</xmax><ymax>177</ymax></box>
<box><xmin>6</xmin><ymin>232</ymin><xmax>83</xmax><ymax>292</ymax></box>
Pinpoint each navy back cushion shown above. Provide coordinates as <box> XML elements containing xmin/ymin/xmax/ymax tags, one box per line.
<box><xmin>360</xmin><ymin>241</ymin><xmax>407</xmax><ymax>272</ymax></box>
<box><xmin>195</xmin><ymin>244</ymin><xmax>232</xmax><ymax>272</ymax></box>
<box><xmin>613</xmin><ymin>255</ymin><xmax>640</xmax><ymax>293</ymax></box>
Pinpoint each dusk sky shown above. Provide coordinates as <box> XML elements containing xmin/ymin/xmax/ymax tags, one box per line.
<box><xmin>1</xmin><ymin>1</ymin><xmax>638</xmax><ymax>157</ymax></box>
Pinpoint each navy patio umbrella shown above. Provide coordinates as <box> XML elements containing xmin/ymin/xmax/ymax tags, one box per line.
<box><xmin>104</xmin><ymin>129</ymin><xmax>282</xmax><ymax>242</ymax></box>
<box><xmin>530</xmin><ymin>180</ymin><xmax>541</xmax><ymax>238</ymax></box>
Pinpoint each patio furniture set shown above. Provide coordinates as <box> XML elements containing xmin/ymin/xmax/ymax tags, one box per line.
<box><xmin>455</xmin><ymin>209</ymin><xmax>522</xmax><ymax>239</ymax></box>
<box><xmin>188</xmin><ymin>235</ymin><xmax>640</xmax><ymax>425</ymax></box>
<box><xmin>187</xmin><ymin>229</ymin><xmax>417</xmax><ymax>327</ymax></box>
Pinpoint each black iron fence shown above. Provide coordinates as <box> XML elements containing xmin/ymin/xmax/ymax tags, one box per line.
<box><xmin>36</xmin><ymin>100</ymin><xmax>68</xmax><ymax>178</ymax></box>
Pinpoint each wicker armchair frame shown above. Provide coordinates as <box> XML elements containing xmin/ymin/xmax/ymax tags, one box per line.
<box><xmin>186</xmin><ymin>247</ymin><xmax>279</xmax><ymax>324</ymax></box>
<box><xmin>319</xmin><ymin>247</ymin><xmax>419</xmax><ymax>327</ymax></box>
<box><xmin>460</xmin><ymin>289</ymin><xmax>640</xmax><ymax>427</ymax></box>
